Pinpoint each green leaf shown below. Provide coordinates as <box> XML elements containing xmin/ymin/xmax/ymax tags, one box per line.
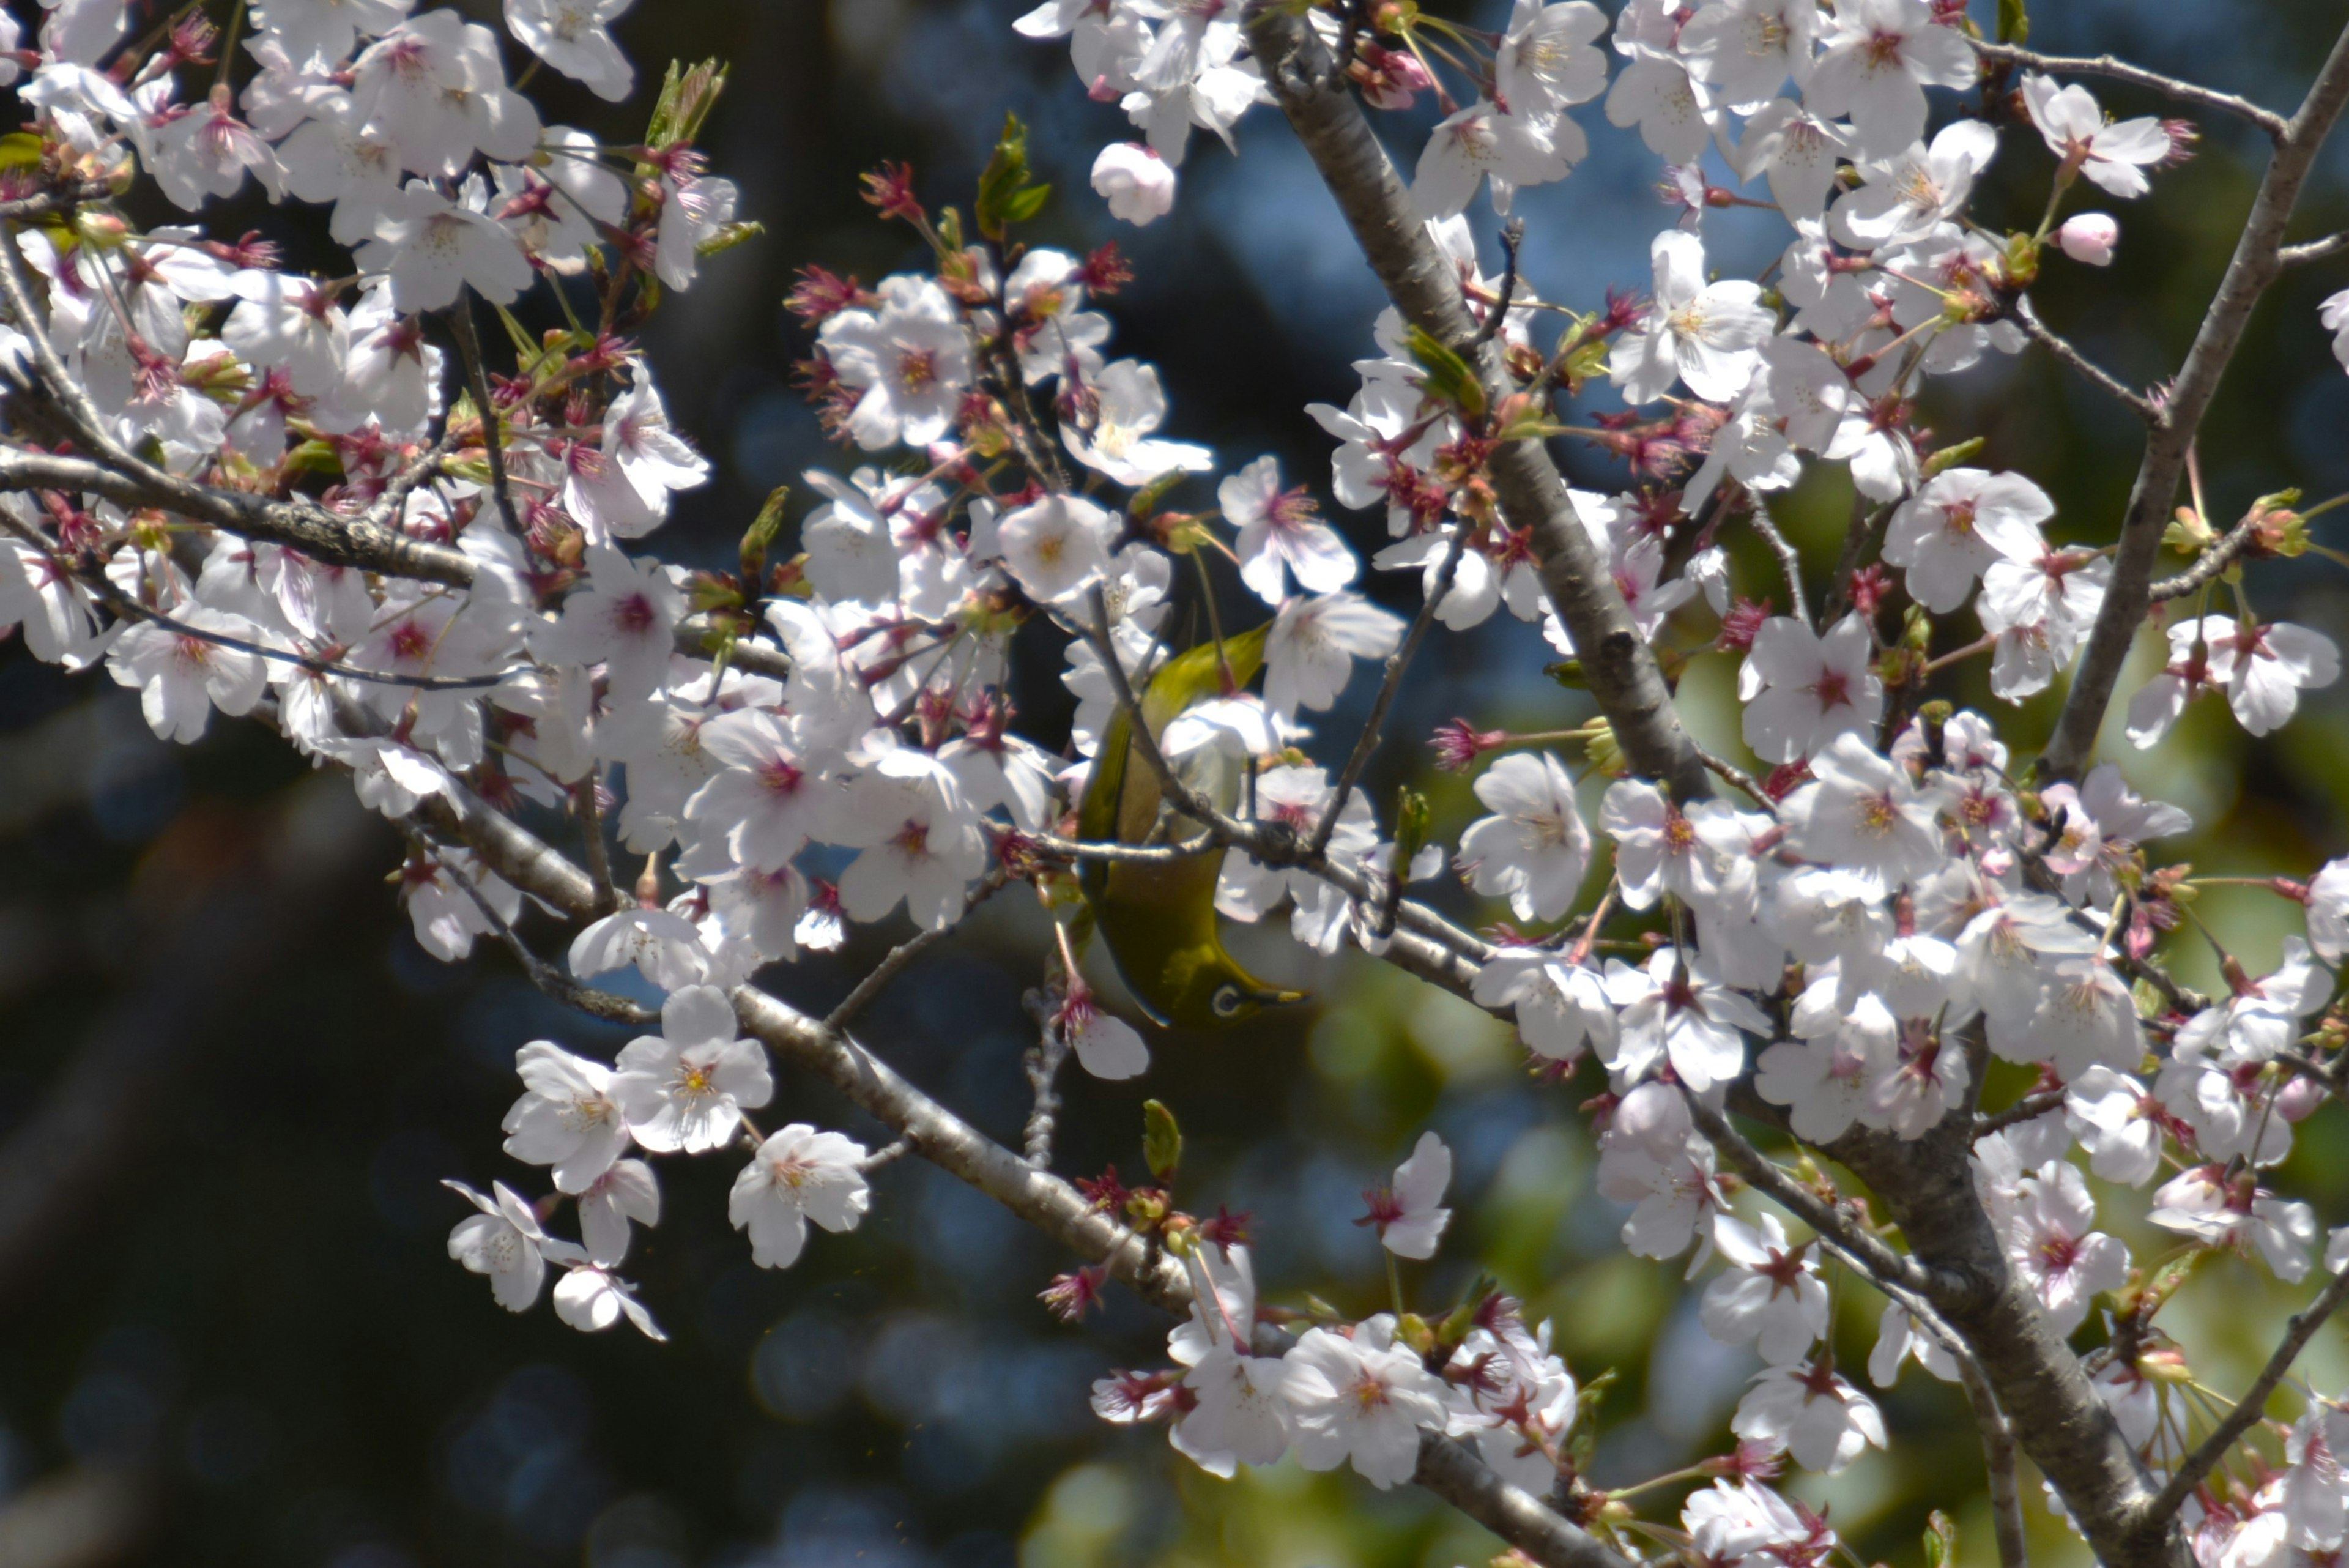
<box><xmin>283</xmin><ymin>439</ymin><xmax>345</xmax><ymax>479</ymax></box>
<box><xmin>1924</xmin><ymin>1512</ymin><xmax>1959</xmax><ymax>1568</ymax></box>
<box><xmin>1996</xmin><ymin>0</ymin><xmax>2028</xmax><ymax>45</ymax></box>
<box><xmin>1127</xmin><ymin>466</ymin><xmax>1192</xmax><ymax>522</ymax></box>
<box><xmin>1920</xmin><ymin>435</ymin><xmax>1986</xmax><ymax>480</ymax></box>
<box><xmin>1141</xmin><ymin>1099</ymin><xmax>1183</xmax><ymax>1186</ymax></box>
<box><xmin>0</xmin><ymin>133</ymin><xmax>45</xmax><ymax>169</ymax></box>
<box><xmin>1405</xmin><ymin>326</ymin><xmax>1486</xmax><ymax>420</ymax></box>
<box><xmin>696</xmin><ymin>220</ymin><xmax>765</xmax><ymax>259</ymax></box>
<box><xmin>1392</xmin><ymin>786</ymin><xmax>1431</xmax><ymax>872</ymax></box>
<box><xmin>741</xmin><ymin>485</ymin><xmax>790</xmax><ymax>585</ymax></box>
<box><xmin>976</xmin><ymin>113</ymin><xmax>1053</xmax><ymax>242</ymax></box>
<box><xmin>645</xmin><ymin>59</ymin><xmax>728</xmax><ymax>152</ymax></box>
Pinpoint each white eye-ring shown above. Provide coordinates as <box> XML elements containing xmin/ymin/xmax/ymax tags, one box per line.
<box><xmin>1210</xmin><ymin>983</ymin><xmax>1243</xmax><ymax>1017</ymax></box>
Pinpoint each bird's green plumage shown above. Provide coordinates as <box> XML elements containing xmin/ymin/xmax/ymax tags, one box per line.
<box><xmin>1077</xmin><ymin>626</ymin><xmax>1304</xmax><ymax>1030</ymax></box>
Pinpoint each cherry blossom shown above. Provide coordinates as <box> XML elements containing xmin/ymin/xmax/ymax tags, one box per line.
<box><xmin>1457</xmin><ymin>752</ymin><xmax>1592</xmax><ymax>923</ymax></box>
<box><xmin>1739</xmin><ymin>613</ymin><xmax>1883</xmax><ymax>763</ymax></box>
<box><xmin>2022</xmin><ymin>73</ymin><xmax>2172</xmax><ymax>199</ymax></box>
<box><xmin>612</xmin><ymin>985</ymin><xmax>774</xmax><ymax>1155</ymax></box>
<box><xmin>1092</xmin><ymin>141</ymin><xmax>1176</xmax><ymax>226</ymax></box>
<box><xmin>1362</xmin><ymin>1131</ymin><xmax>1453</xmax><ymax>1261</ymax></box>
<box><xmin>817</xmin><ymin>277</ymin><xmax>975</xmax><ymax>451</ymax></box>
<box><xmin>1612</xmin><ymin>230</ymin><xmax>1778</xmax><ymax>404</ymax></box>
<box><xmin>1281</xmin><ymin>1315</ymin><xmax>1449</xmax><ymax>1488</ymax></box>
<box><xmin>1732</xmin><ymin>1359</ymin><xmax>1888</xmax><ymax>1473</ymax></box>
<box><xmin>729</xmin><ymin>1124</ymin><xmax>871</xmax><ymax>1269</ymax></box>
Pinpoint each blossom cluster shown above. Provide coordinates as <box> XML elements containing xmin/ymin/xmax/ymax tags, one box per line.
<box><xmin>1</xmin><ymin>0</ymin><xmax>2348</xmax><ymax>1560</ymax></box>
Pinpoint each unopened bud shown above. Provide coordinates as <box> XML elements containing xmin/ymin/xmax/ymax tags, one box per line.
<box><xmin>2057</xmin><ymin>212</ymin><xmax>2119</xmax><ymax>267</ymax></box>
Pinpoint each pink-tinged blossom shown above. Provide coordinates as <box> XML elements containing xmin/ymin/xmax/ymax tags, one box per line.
<box><xmin>1362</xmin><ymin>1131</ymin><xmax>1452</xmax><ymax>1261</ymax></box>
<box><xmin>503</xmin><ymin>0</ymin><xmax>634</xmax><ymax>101</ymax></box>
<box><xmin>1597</xmin><ymin>1081</ymin><xmax>1727</xmax><ymax>1261</ymax></box>
<box><xmin>576</xmin><ymin>1159</ymin><xmax>658</xmax><ymax>1267</ymax></box>
<box><xmin>1989</xmin><ymin>957</ymin><xmax>2143</xmax><ymax>1082</ymax></box>
<box><xmin>1600</xmin><ymin>779</ymin><xmax>1764</xmax><ymax>917</ymax></box>
<box><xmin>1868</xmin><ymin>1299</ymin><xmax>1959</xmax><ymax>1387</ymax></box>
<box><xmin>1685</xmin><ymin>1479</ymin><xmax>1838</xmax><ymax>1568</ymax></box>
<box><xmin>2150</xmin><ymin>1165</ymin><xmax>2319</xmax><ymax>1282</ymax></box>
<box><xmin>1740</xmin><ymin>612</ymin><xmax>1883</xmax><ymax>763</ymax></box>
<box><xmin>1168</xmin><ymin>1246</ymin><xmax>1291</xmax><ymax>1476</ymax></box>
<box><xmin>2127</xmin><ymin>615</ymin><xmax>2340</xmax><ymax>747</ymax></box>
<box><xmin>1612</xmin><ymin>230</ymin><xmax>1777</xmax><ymax>404</ymax></box>
<box><xmin>1473</xmin><ymin>949</ymin><xmax>1620</xmax><ymax>1066</ymax></box>
<box><xmin>2307</xmin><ymin>856</ymin><xmax>2349</xmax><ymax>964</ymax></box>
<box><xmin>817</xmin><ymin>275</ymin><xmax>973</xmax><ymax>453</ymax></box>
<box><xmin>2058</xmin><ymin>212</ymin><xmax>2120</xmax><ymax>266</ymax></box>
<box><xmin>1064</xmin><ymin>359</ymin><xmax>1213</xmax><ymax>486</ymax></box>
<box><xmin>1702</xmin><ymin>1213</ymin><xmax>1828</xmax><ymax>1366</ymax></box>
<box><xmin>529</xmin><ymin>544</ymin><xmax>682</xmax><ymax>700</ymax></box>
<box><xmin>445</xmin><ymin>1179</ymin><xmax>576</xmax><ymax>1312</ymax></box>
<box><xmin>1457</xmin><ymin>751</ymin><xmax>1591</xmax><ymax>923</ymax></box>
<box><xmin>1732</xmin><ymin>1359</ymin><xmax>1888</xmax><ymax>1474</ymax></box>
<box><xmin>1602</xmin><ymin>946</ymin><xmax>1772</xmax><ymax>1094</ymax></box>
<box><xmin>2064</xmin><ymin>1064</ymin><xmax>2167</xmax><ymax>1187</ymax></box>
<box><xmin>1264</xmin><ymin>592</ymin><xmax>1405</xmax><ymax>719</ymax></box>
<box><xmin>107</xmin><ymin>608</ymin><xmax>270</xmax><ymax>743</ymax></box>
<box><xmin>831</xmin><ymin>749</ymin><xmax>988</xmax><ymax>930</ymax></box>
<box><xmin>1091</xmin><ymin>141</ymin><xmax>1176</xmax><ymax>225</ymax></box>
<box><xmin>349</xmin><ymin>10</ymin><xmax>540</xmax><ymax>178</ymax></box>
<box><xmin>1880</xmin><ymin>467</ymin><xmax>2052</xmax><ymax>613</ymax></box>
<box><xmin>552</xmin><ymin>1265</ymin><xmax>666</xmax><ymax>1340</ymax></box>
<box><xmin>2022</xmin><ymin>73</ymin><xmax>2172</xmax><ymax>198</ymax></box>
<box><xmin>1828</xmin><ymin>120</ymin><xmax>1998</xmax><ymax>251</ymax></box>
<box><xmin>1737</xmin><ymin>99</ymin><xmax>1849</xmax><ymax>221</ymax></box>
<box><xmin>729</xmin><ymin>1124</ymin><xmax>870</xmax><ymax>1269</ymax></box>
<box><xmin>2002</xmin><ymin>1160</ymin><xmax>2128</xmax><ymax>1334</ymax></box>
<box><xmin>503</xmin><ymin>1041</ymin><xmax>629</xmax><ymax>1194</ymax></box>
<box><xmin>1804</xmin><ymin>0</ymin><xmax>1976</xmax><ymax>160</ymax></box>
<box><xmin>1223</xmin><ymin>455</ymin><xmax>1356</xmax><ymax>605</ymax></box>
<box><xmin>1779</xmin><ymin>732</ymin><xmax>1948</xmax><ymax>895</ymax></box>
<box><xmin>359</xmin><ymin>179</ymin><xmax>535</xmax><ymax>313</ymax></box>
<box><xmin>679</xmin><ymin>710</ymin><xmax>830</xmax><ymax>875</ymax></box>
<box><xmin>612</xmin><ymin>984</ymin><xmax>774</xmax><ymax>1155</ymax></box>
<box><xmin>1280</xmin><ymin>1315</ymin><xmax>1449</xmax><ymax>1488</ymax></box>
<box><xmin>1414</xmin><ymin>99</ymin><xmax>1584</xmax><ymax>220</ymax></box>
<box><xmin>1605</xmin><ymin>51</ymin><xmax>1710</xmax><ymax>165</ymax></box>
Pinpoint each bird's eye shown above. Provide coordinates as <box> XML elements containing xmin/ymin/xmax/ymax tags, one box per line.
<box><xmin>1210</xmin><ymin>983</ymin><xmax>1242</xmax><ymax>1017</ymax></box>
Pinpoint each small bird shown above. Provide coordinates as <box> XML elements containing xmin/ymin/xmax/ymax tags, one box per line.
<box><xmin>1076</xmin><ymin>625</ymin><xmax>1305</xmax><ymax>1029</ymax></box>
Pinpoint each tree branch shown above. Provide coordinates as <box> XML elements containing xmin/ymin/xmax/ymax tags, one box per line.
<box><xmin>2147</xmin><ymin>1261</ymin><xmax>2349</xmax><ymax>1523</ymax></box>
<box><xmin>1243</xmin><ymin>7</ymin><xmax>1709</xmax><ymax>801</ymax></box>
<box><xmin>1958</xmin><ymin>1354</ymin><xmax>2031</xmax><ymax>1568</ymax></box>
<box><xmin>2040</xmin><ymin>21</ymin><xmax>2349</xmax><ymax>781</ymax></box>
<box><xmin>2280</xmin><ymin>230</ymin><xmax>2349</xmax><ymax>267</ymax></box>
<box><xmin>412</xmin><ymin>768</ymin><xmax>1619</xmax><ymax>1568</ymax></box>
<box><xmin>2014</xmin><ymin>296</ymin><xmax>2161</xmax><ymax>423</ymax></box>
<box><xmin>1970</xmin><ymin>40</ymin><xmax>2290</xmax><ymax>139</ymax></box>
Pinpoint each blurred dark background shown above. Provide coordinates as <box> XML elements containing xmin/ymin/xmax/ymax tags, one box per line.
<box><xmin>5</xmin><ymin>1</ymin><xmax>2349</xmax><ymax>1565</ymax></box>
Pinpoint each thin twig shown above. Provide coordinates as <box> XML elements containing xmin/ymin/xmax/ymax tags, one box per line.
<box><xmin>823</xmin><ymin>869</ymin><xmax>1010</xmax><ymax>1033</ymax></box>
<box><xmin>1471</xmin><ymin>218</ymin><xmax>1525</xmax><ymax>351</ymax></box>
<box><xmin>2148</xmin><ymin>1263</ymin><xmax>2349</xmax><ymax>1520</ymax></box>
<box><xmin>1975</xmin><ymin>1090</ymin><xmax>2067</xmax><ymax>1137</ymax></box>
<box><xmin>2041</xmin><ymin>21</ymin><xmax>2349</xmax><ymax>781</ymax></box>
<box><xmin>445</xmin><ymin>293</ymin><xmax>520</xmax><ymax>533</ymax></box>
<box><xmin>1311</xmin><ymin>525</ymin><xmax>1467</xmax><ymax>857</ymax></box>
<box><xmin>1958</xmin><ymin>1355</ymin><xmax>2032</xmax><ymax>1568</ymax></box>
<box><xmin>2148</xmin><ymin>514</ymin><xmax>2266</xmax><ymax>601</ymax></box>
<box><xmin>575</xmin><ymin>777</ymin><xmax>618</xmax><ymax>915</ymax></box>
<box><xmin>1821</xmin><ymin>498</ymin><xmax>1895</xmax><ymax>625</ymax></box>
<box><xmin>401</xmin><ymin>827</ymin><xmax>657</xmax><ymax>1026</ymax></box>
<box><xmin>858</xmin><ymin>1135</ymin><xmax>915</xmax><ymax>1173</ymax></box>
<box><xmin>1690</xmin><ymin>741</ymin><xmax>1769</xmax><ymax>804</ymax></box>
<box><xmin>1970</xmin><ymin>39</ymin><xmax>2289</xmax><ymax>139</ymax></box>
<box><xmin>1679</xmin><ymin>1091</ymin><xmax>1940</xmax><ymax>1298</ymax></box>
<box><xmin>2014</xmin><ymin>297</ymin><xmax>2161</xmax><ymax>423</ymax></box>
<box><xmin>2280</xmin><ymin>231</ymin><xmax>2349</xmax><ymax>267</ymax></box>
<box><xmin>1747</xmin><ymin>494</ymin><xmax>1811</xmax><ymax>628</ymax></box>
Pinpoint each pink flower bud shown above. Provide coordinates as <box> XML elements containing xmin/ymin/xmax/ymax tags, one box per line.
<box><xmin>2276</xmin><ymin>1073</ymin><xmax>2328</xmax><ymax>1123</ymax></box>
<box><xmin>2058</xmin><ymin>213</ymin><xmax>2120</xmax><ymax>267</ymax></box>
<box><xmin>1091</xmin><ymin>142</ymin><xmax>1176</xmax><ymax>228</ymax></box>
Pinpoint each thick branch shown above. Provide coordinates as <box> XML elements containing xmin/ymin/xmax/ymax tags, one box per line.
<box><xmin>1243</xmin><ymin>7</ymin><xmax>1709</xmax><ymax>801</ymax></box>
<box><xmin>1411</xmin><ymin>1433</ymin><xmax>1633</xmax><ymax>1568</ymax></box>
<box><xmin>2040</xmin><ymin>23</ymin><xmax>2349</xmax><ymax>780</ymax></box>
<box><xmin>1970</xmin><ymin>40</ymin><xmax>2289</xmax><ymax>138</ymax></box>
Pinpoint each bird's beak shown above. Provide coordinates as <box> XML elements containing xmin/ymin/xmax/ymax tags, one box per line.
<box><xmin>1255</xmin><ymin>987</ymin><xmax>1308</xmax><ymax>1008</ymax></box>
